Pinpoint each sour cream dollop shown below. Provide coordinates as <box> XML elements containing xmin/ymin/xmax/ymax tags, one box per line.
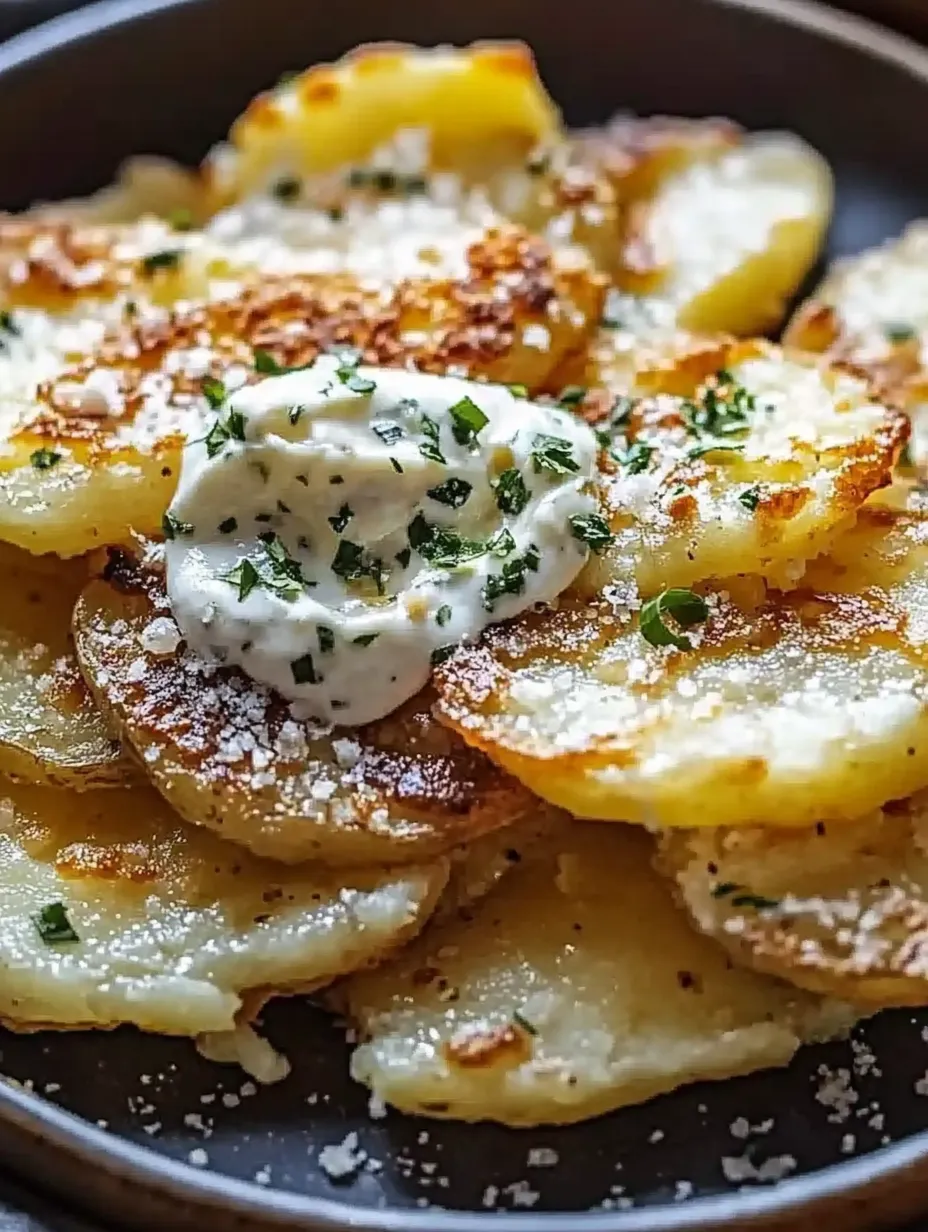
<box><xmin>164</xmin><ymin>355</ymin><xmax>600</xmax><ymax>725</ymax></box>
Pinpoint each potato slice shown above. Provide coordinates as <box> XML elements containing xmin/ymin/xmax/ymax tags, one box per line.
<box><xmin>785</xmin><ymin>221</ymin><xmax>928</xmax><ymax>468</ymax></box>
<box><xmin>657</xmin><ymin>794</ymin><xmax>928</xmax><ymax>1009</ymax></box>
<box><xmin>73</xmin><ymin>549</ymin><xmax>540</xmax><ymax>866</ymax></box>
<box><xmin>0</xmin><ymin>543</ymin><xmax>129</xmax><ymax>788</ymax></box>
<box><xmin>341</xmin><ymin>822</ymin><xmax>855</xmax><ymax>1126</ymax></box>
<box><xmin>0</xmin><ymin>780</ymin><xmax>446</xmax><ymax>1036</ymax></box>
<box><xmin>585</xmin><ymin>338</ymin><xmax>905</xmax><ymax>593</ymax></box>
<box><xmin>0</xmin><ymin>226</ymin><xmax>601</xmax><ymax>558</ymax></box>
<box><xmin>434</xmin><ymin>504</ymin><xmax>928</xmax><ymax>829</ymax></box>
<box><xmin>203</xmin><ymin>43</ymin><xmax>561</xmax><ymax>208</ymax></box>
<box><xmin>598</xmin><ymin>130</ymin><xmax>831</xmax><ymax>338</ymax></box>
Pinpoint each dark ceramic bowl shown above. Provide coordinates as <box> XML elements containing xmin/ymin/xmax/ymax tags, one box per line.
<box><xmin>3</xmin><ymin>1</ymin><xmax>928</xmax><ymax>1229</ymax></box>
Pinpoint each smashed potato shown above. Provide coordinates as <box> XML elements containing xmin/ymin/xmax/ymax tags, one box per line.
<box><xmin>0</xmin><ymin>543</ymin><xmax>129</xmax><ymax>789</ymax></box>
<box><xmin>434</xmin><ymin>504</ymin><xmax>928</xmax><ymax>830</ymax></box>
<box><xmin>0</xmin><ymin>780</ymin><xmax>446</xmax><ymax>1036</ymax></box>
<box><xmin>586</xmin><ymin>338</ymin><xmax>905</xmax><ymax>594</ymax></box>
<box><xmin>73</xmin><ymin>549</ymin><xmax>540</xmax><ymax>866</ymax></box>
<box><xmin>341</xmin><ymin>822</ymin><xmax>855</xmax><ymax>1126</ymax></box>
<box><xmin>657</xmin><ymin>794</ymin><xmax>928</xmax><ymax>1009</ymax></box>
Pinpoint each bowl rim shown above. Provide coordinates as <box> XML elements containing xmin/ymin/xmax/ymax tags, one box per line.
<box><xmin>3</xmin><ymin>0</ymin><xmax>928</xmax><ymax>1228</ymax></box>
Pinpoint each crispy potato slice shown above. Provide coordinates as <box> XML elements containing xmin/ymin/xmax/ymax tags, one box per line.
<box><xmin>657</xmin><ymin>793</ymin><xmax>928</xmax><ymax>1009</ymax></box>
<box><xmin>203</xmin><ymin>43</ymin><xmax>561</xmax><ymax>208</ymax></box>
<box><xmin>0</xmin><ymin>543</ymin><xmax>130</xmax><ymax>788</ymax></box>
<box><xmin>73</xmin><ymin>550</ymin><xmax>540</xmax><ymax>866</ymax></box>
<box><xmin>434</xmin><ymin>503</ymin><xmax>928</xmax><ymax>829</ymax></box>
<box><xmin>785</xmin><ymin>222</ymin><xmax>928</xmax><ymax>469</ymax></box>
<box><xmin>584</xmin><ymin>338</ymin><xmax>906</xmax><ymax>593</ymax></box>
<box><xmin>0</xmin><ymin>225</ymin><xmax>601</xmax><ymax>558</ymax></box>
<box><xmin>0</xmin><ymin>780</ymin><xmax>446</xmax><ymax>1036</ymax></box>
<box><xmin>596</xmin><ymin>130</ymin><xmax>831</xmax><ymax>337</ymax></box>
<box><xmin>340</xmin><ymin>822</ymin><xmax>855</xmax><ymax>1126</ymax></box>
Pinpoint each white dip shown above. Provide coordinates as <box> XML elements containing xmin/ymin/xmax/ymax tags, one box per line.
<box><xmin>164</xmin><ymin>353</ymin><xmax>602</xmax><ymax>725</ymax></box>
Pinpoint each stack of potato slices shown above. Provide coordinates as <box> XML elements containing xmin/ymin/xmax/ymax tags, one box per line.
<box><xmin>0</xmin><ymin>40</ymin><xmax>918</xmax><ymax>1126</ymax></box>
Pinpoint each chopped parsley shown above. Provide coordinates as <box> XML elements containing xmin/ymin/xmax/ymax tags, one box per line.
<box><xmin>252</xmin><ymin>349</ymin><xmax>314</xmax><ymax>376</ymax></box>
<box><xmin>448</xmin><ymin>396</ymin><xmax>488</xmax><ymax>447</ymax></box>
<box><xmin>161</xmin><ymin>511</ymin><xmax>194</xmax><ymax>540</ymax></box>
<box><xmin>336</xmin><ymin>365</ymin><xmax>376</xmax><ymax>395</ymax></box>
<box><xmin>327</xmin><ymin>503</ymin><xmax>354</xmax><ymax>533</ymax></box>
<box><xmin>202</xmin><ymin>407</ymin><xmax>247</xmax><ymax>459</ymax></box>
<box><xmin>407</xmin><ymin>513</ymin><xmax>486</xmax><ymax>569</ymax></box>
<box><xmin>271</xmin><ymin>175</ymin><xmax>302</xmax><ymax>201</ymax></box>
<box><xmin>558</xmin><ymin>385</ymin><xmax>587</xmax><ymax>408</ymax></box>
<box><xmin>493</xmin><ymin>468</ymin><xmax>530</xmax><ymax>516</ymax></box>
<box><xmin>418</xmin><ymin>414</ymin><xmax>446</xmax><ymax>465</ymax></box>
<box><xmin>738</xmin><ymin>486</ymin><xmax>761</xmax><ymax>512</ymax></box>
<box><xmin>430</xmin><ymin>644</ymin><xmax>455</xmax><ymax>667</ymax></box>
<box><xmin>30</xmin><ymin>448</ymin><xmax>61</xmax><ymax>471</ymax></box>
<box><xmin>222</xmin><ymin>558</ymin><xmax>261</xmax><ymax>601</ymax></box>
<box><xmin>168</xmin><ymin>207</ymin><xmax>193</xmax><ymax>232</ymax></box>
<box><xmin>141</xmin><ymin>249</ymin><xmax>183</xmax><ymax>275</ymax></box>
<box><xmin>331</xmin><ymin>540</ymin><xmax>385</xmax><ymax>594</ymax></box>
<box><xmin>531</xmin><ymin>433</ymin><xmax>579</xmax><ymax>476</ymax></box>
<box><xmin>481</xmin><ymin>547</ymin><xmax>540</xmax><ymax>612</ymax></box>
<box><xmin>616</xmin><ymin>441</ymin><xmax>654</xmax><ymax>474</ymax></box>
<box><xmin>427</xmin><ymin>477</ymin><xmax>472</xmax><ymax>509</ymax></box>
<box><xmin>886</xmin><ymin>322</ymin><xmax>916</xmax><ymax>344</ymax></box>
<box><xmin>512</xmin><ymin>1008</ymin><xmax>538</xmax><ymax>1035</ymax></box>
<box><xmin>568</xmin><ymin>512</ymin><xmax>613</xmax><ymax>555</ymax></box>
<box><xmin>711</xmin><ymin>882</ymin><xmax>739</xmax><ymax>899</ymax></box>
<box><xmin>435</xmin><ymin>605</ymin><xmax>453</xmax><ymax>627</ymax></box>
<box><xmin>372</xmin><ymin>420</ymin><xmax>404</xmax><ymax>446</ymax></box>
<box><xmin>683</xmin><ymin>371</ymin><xmax>756</xmax><ymax>443</ymax></box>
<box><xmin>290</xmin><ymin>653</ymin><xmax>318</xmax><ymax>685</ymax></box>
<box><xmin>390</xmin><ymin>457</ymin><xmax>404</xmax><ymax>473</ymax></box>
<box><xmin>488</xmin><ymin>527</ymin><xmax>516</xmax><ymax>557</ymax></box>
<box><xmin>353</xmin><ymin>633</ymin><xmax>379</xmax><ymax>647</ymax></box>
<box><xmin>639</xmin><ymin>587</ymin><xmax>709</xmax><ymax>651</ymax></box>
<box><xmin>218</xmin><ymin>516</ymin><xmax>238</xmax><ymax>534</ymax></box>
<box><xmin>288</xmin><ymin>405</ymin><xmax>308</xmax><ymax>425</ymax></box>
<box><xmin>201</xmin><ymin>376</ymin><xmax>226</xmax><ymax>410</ymax></box>
<box><xmin>318</xmin><ymin>625</ymin><xmax>335</xmax><ymax>653</ymax></box>
<box><xmin>260</xmin><ymin>533</ymin><xmax>307</xmax><ymax>599</ymax></box>
<box><xmin>32</xmin><ymin>901</ymin><xmax>79</xmax><ymax>945</ymax></box>
<box><xmin>0</xmin><ymin>309</ymin><xmax>19</xmax><ymax>338</ymax></box>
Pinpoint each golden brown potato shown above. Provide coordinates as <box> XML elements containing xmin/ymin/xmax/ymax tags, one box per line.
<box><xmin>73</xmin><ymin>548</ymin><xmax>541</xmax><ymax>866</ymax></box>
<box><xmin>0</xmin><ymin>228</ymin><xmax>602</xmax><ymax>558</ymax></box>
<box><xmin>434</xmin><ymin>504</ymin><xmax>928</xmax><ymax>831</ymax></box>
<box><xmin>0</xmin><ymin>779</ymin><xmax>446</xmax><ymax>1036</ymax></box>
<box><xmin>0</xmin><ymin>542</ymin><xmax>130</xmax><ymax>788</ymax></box>
<box><xmin>341</xmin><ymin>822</ymin><xmax>856</xmax><ymax>1126</ymax></box>
<box><xmin>657</xmin><ymin>794</ymin><xmax>928</xmax><ymax>1009</ymax></box>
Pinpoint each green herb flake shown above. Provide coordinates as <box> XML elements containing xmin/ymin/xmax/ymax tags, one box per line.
<box><xmin>568</xmin><ymin>512</ymin><xmax>613</xmax><ymax>555</ymax></box>
<box><xmin>639</xmin><ymin>587</ymin><xmax>709</xmax><ymax>651</ymax></box>
<box><xmin>141</xmin><ymin>249</ymin><xmax>183</xmax><ymax>276</ymax></box>
<box><xmin>337</xmin><ymin>367</ymin><xmax>376</xmax><ymax>395</ymax></box>
<box><xmin>558</xmin><ymin>385</ymin><xmax>587</xmax><ymax>408</ymax></box>
<box><xmin>481</xmin><ymin>550</ymin><xmax>539</xmax><ymax>612</ymax></box>
<box><xmin>331</xmin><ymin>540</ymin><xmax>385</xmax><ymax>594</ymax></box>
<box><xmin>448</xmin><ymin>396</ymin><xmax>489</xmax><ymax>447</ymax></box>
<box><xmin>686</xmin><ymin>442</ymin><xmax>745</xmax><ymax>461</ymax></box>
<box><xmin>886</xmin><ymin>322</ymin><xmax>917</xmax><ymax>344</ymax></box>
<box><xmin>435</xmin><ymin>604</ymin><xmax>452</xmax><ymax>628</ymax></box>
<box><xmin>222</xmin><ymin>558</ymin><xmax>261</xmax><ymax>602</ymax></box>
<box><xmin>508</xmin><ymin>384</ymin><xmax>529</xmax><ymax>399</ymax></box>
<box><xmin>0</xmin><ymin>309</ymin><xmax>20</xmax><ymax>337</ymax></box>
<box><xmin>161</xmin><ymin>511</ymin><xmax>194</xmax><ymax>540</ymax></box>
<box><xmin>617</xmin><ymin>441</ymin><xmax>654</xmax><ymax>474</ymax></box>
<box><xmin>272</xmin><ymin>175</ymin><xmax>302</xmax><ymax>202</ymax></box>
<box><xmin>407</xmin><ymin>513</ymin><xmax>486</xmax><ymax>569</ymax></box>
<box><xmin>32</xmin><ymin>901</ymin><xmax>79</xmax><ymax>945</ymax></box>
<box><xmin>711</xmin><ymin>881</ymin><xmax>739</xmax><ymax>899</ymax></box>
<box><xmin>327</xmin><ymin>503</ymin><xmax>354</xmax><ymax>533</ymax></box>
<box><xmin>427</xmin><ymin>477</ymin><xmax>472</xmax><ymax>509</ymax></box>
<box><xmin>738</xmin><ymin>486</ymin><xmax>761</xmax><ymax>512</ymax></box>
<box><xmin>353</xmin><ymin>632</ymin><xmax>379</xmax><ymax>647</ymax></box>
<box><xmin>418</xmin><ymin>413</ymin><xmax>446</xmax><ymax>465</ymax></box>
<box><xmin>493</xmin><ymin>468</ymin><xmax>530</xmax><ymax>516</ymax></box>
<box><xmin>218</xmin><ymin>516</ymin><xmax>238</xmax><ymax>534</ymax></box>
<box><xmin>730</xmin><ymin>892</ymin><xmax>781</xmax><ymax>911</ymax></box>
<box><xmin>512</xmin><ymin>1008</ymin><xmax>538</xmax><ymax>1036</ymax></box>
<box><xmin>430</xmin><ymin>645</ymin><xmax>455</xmax><ymax>667</ymax></box>
<box><xmin>488</xmin><ymin>527</ymin><xmax>516</xmax><ymax>558</ymax></box>
<box><xmin>168</xmin><ymin>207</ymin><xmax>194</xmax><ymax>232</ymax></box>
<box><xmin>390</xmin><ymin>457</ymin><xmax>404</xmax><ymax>474</ymax></box>
<box><xmin>290</xmin><ymin>653</ymin><xmax>318</xmax><ymax>685</ymax></box>
<box><xmin>531</xmin><ymin>433</ymin><xmax>579</xmax><ymax>476</ymax></box>
<box><xmin>318</xmin><ymin>625</ymin><xmax>335</xmax><ymax>654</ymax></box>
<box><xmin>252</xmin><ymin>349</ymin><xmax>315</xmax><ymax>377</ymax></box>
<box><xmin>201</xmin><ymin>376</ymin><xmax>226</xmax><ymax>410</ymax></box>
<box><xmin>30</xmin><ymin>448</ymin><xmax>61</xmax><ymax>471</ymax></box>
